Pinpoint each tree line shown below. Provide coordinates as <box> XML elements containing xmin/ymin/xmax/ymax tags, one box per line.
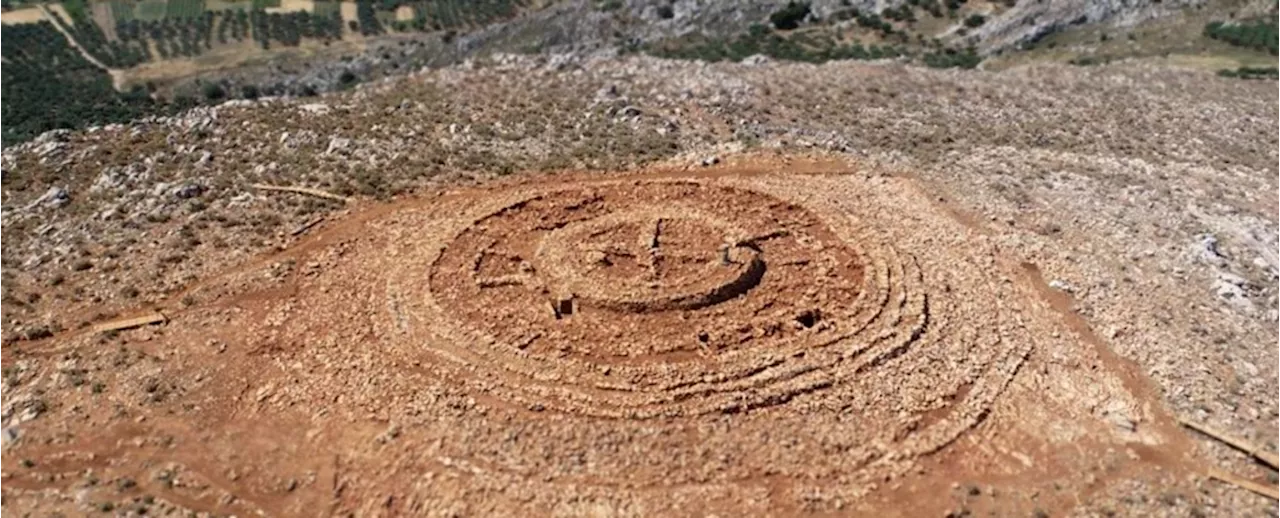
<box><xmin>2</xmin><ymin>21</ymin><xmax>161</xmax><ymax>145</ymax></box>
<box><xmin>1204</xmin><ymin>19</ymin><xmax>1278</xmax><ymax>55</ymax></box>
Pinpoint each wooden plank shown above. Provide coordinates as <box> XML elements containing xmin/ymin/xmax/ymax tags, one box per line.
<box><xmin>1207</xmin><ymin>468</ymin><xmax>1279</xmax><ymax>500</ymax></box>
<box><xmin>291</xmin><ymin>215</ymin><xmax>326</xmax><ymax>236</ymax></box>
<box><xmin>1180</xmin><ymin>417</ymin><xmax>1280</xmax><ymax>469</ymax></box>
<box><xmin>93</xmin><ymin>312</ymin><xmax>168</xmax><ymax>333</ymax></box>
<box><xmin>251</xmin><ymin>183</ymin><xmax>352</xmax><ymax>203</ymax></box>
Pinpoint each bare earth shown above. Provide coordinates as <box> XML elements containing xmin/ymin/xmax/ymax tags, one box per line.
<box><xmin>1</xmin><ymin>55</ymin><xmax>1276</xmax><ymax>517</ymax></box>
<box><xmin>0</xmin><ymin>7</ymin><xmax>45</xmax><ymax>25</ymax></box>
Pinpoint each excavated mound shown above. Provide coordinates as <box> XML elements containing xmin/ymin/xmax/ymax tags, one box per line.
<box><xmin>412</xmin><ymin>179</ymin><xmax>1023</xmax><ymax>425</ymax></box>
<box><xmin>366</xmin><ymin>172</ymin><xmax>1037</xmax><ymax>495</ymax></box>
<box><xmin>5</xmin><ymin>165</ymin><xmax>1176</xmax><ymax>516</ymax></box>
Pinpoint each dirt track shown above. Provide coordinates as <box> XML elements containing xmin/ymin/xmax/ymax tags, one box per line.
<box><xmin>0</xmin><ymin>157</ymin><xmax>1210</xmax><ymax>516</ymax></box>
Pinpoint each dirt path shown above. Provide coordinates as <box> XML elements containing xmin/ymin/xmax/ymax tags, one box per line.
<box><xmin>0</xmin><ymin>6</ymin><xmax>46</xmax><ymax>24</ymax></box>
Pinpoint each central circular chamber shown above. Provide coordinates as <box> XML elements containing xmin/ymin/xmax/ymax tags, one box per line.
<box><xmin>533</xmin><ymin>208</ymin><xmax>766</xmax><ymax>314</ymax></box>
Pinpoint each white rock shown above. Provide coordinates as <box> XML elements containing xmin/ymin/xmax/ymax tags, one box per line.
<box><xmin>326</xmin><ymin>137</ymin><xmax>352</xmax><ymax>155</ymax></box>
<box><xmin>1</xmin><ymin>427</ymin><xmax>18</xmax><ymax>446</ymax></box>
<box><xmin>1237</xmin><ymin>361</ymin><xmax>1259</xmax><ymax>377</ymax></box>
<box><xmin>24</xmin><ymin>186</ymin><xmax>70</xmax><ymax>210</ymax></box>
<box><xmin>1216</xmin><ymin>272</ymin><xmax>1248</xmax><ymax>287</ymax></box>
<box><xmin>298</xmin><ymin>103</ymin><xmax>331</xmax><ymax>115</ymax></box>
<box><xmin>1213</xmin><ymin>272</ymin><xmax>1254</xmax><ymax>311</ymax></box>
<box><xmin>1109</xmin><ymin>413</ymin><xmax>1136</xmax><ymax>432</ymax></box>
<box><xmin>173</xmin><ymin>183</ymin><xmax>205</xmax><ymax>200</ymax></box>
<box><xmin>1195</xmin><ymin>234</ymin><xmax>1226</xmax><ymax>266</ymax></box>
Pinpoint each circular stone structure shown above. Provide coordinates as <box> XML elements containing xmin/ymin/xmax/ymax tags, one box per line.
<box><xmin>372</xmin><ymin>174</ymin><xmax>1034</xmax><ymax>496</ymax></box>
<box><xmin>531</xmin><ymin>207</ymin><xmax>768</xmax><ymax>314</ymax></box>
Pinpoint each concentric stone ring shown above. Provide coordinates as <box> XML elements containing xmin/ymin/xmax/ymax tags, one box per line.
<box><xmin>367</xmin><ymin>172</ymin><xmax>1034</xmax><ymax>495</ymax></box>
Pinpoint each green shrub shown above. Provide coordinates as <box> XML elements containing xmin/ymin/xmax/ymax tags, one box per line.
<box><xmin>855</xmin><ymin>11</ymin><xmax>893</xmax><ymax>35</ymax></box>
<box><xmin>769</xmin><ymin>1</ymin><xmax>810</xmax><ymax>30</ymax></box>
<box><xmin>201</xmin><ymin>82</ymin><xmax>226</xmax><ymax>101</ymax></box>
<box><xmin>1068</xmin><ymin>55</ymin><xmax>1106</xmax><ymax>66</ymax></box>
<box><xmin>1217</xmin><ymin>66</ymin><xmax>1279</xmax><ymax>79</ymax></box>
<box><xmin>922</xmin><ymin>47</ymin><xmax>981</xmax><ymax>68</ymax></box>
<box><xmin>338</xmin><ymin>69</ymin><xmax>358</xmax><ymax>88</ymax></box>
<box><xmin>883</xmin><ymin>5</ymin><xmax>916</xmax><ymax>23</ymax></box>
<box><xmin>647</xmin><ymin>26</ymin><xmax>906</xmax><ymax>65</ymax></box>
<box><xmin>1204</xmin><ymin>19</ymin><xmax>1279</xmax><ymax>54</ymax></box>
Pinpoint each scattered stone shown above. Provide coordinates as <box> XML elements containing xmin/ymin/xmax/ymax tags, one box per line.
<box><xmin>299</xmin><ymin>103</ymin><xmax>331</xmax><ymax>115</ymax></box>
<box><xmin>1109</xmin><ymin>413</ymin><xmax>1137</xmax><ymax>432</ymax></box>
<box><xmin>173</xmin><ymin>183</ymin><xmax>205</xmax><ymax>200</ymax></box>
<box><xmin>33</xmin><ymin>140</ymin><xmax>66</xmax><ymax>159</ymax></box>
<box><xmin>1048</xmin><ymin>279</ymin><xmax>1074</xmax><ymax>293</ymax></box>
<box><xmin>1195</xmin><ymin>234</ymin><xmax>1226</xmax><ymax>266</ymax></box>
<box><xmin>2</xmin><ymin>427</ymin><xmax>19</xmax><ymax>446</ymax></box>
<box><xmin>1213</xmin><ymin>272</ymin><xmax>1254</xmax><ymax>311</ymax></box>
<box><xmin>376</xmin><ymin>424</ymin><xmax>402</xmax><ymax>444</ymax></box>
<box><xmin>595</xmin><ymin>84</ymin><xmax>619</xmax><ymax>100</ymax></box>
<box><xmin>25</xmin><ymin>187</ymin><xmax>70</xmax><ymax>210</ymax></box>
<box><xmin>326</xmin><ymin>137</ymin><xmax>352</xmax><ymax>155</ymax></box>
<box><xmin>18</xmin><ymin>400</ymin><xmax>45</xmax><ymax>422</ymax></box>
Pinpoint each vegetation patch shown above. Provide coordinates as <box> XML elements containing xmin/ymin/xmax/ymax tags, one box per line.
<box><xmin>921</xmin><ymin>46</ymin><xmax>981</xmax><ymax>68</ymax></box>
<box><xmin>648</xmin><ymin>25</ymin><xmax>982</xmax><ymax>69</ymax></box>
<box><xmin>1</xmin><ymin>22</ymin><xmax>163</xmax><ymax>145</ymax></box>
<box><xmin>647</xmin><ymin>23</ymin><xmax>906</xmax><ymax>64</ymax></box>
<box><xmin>1203</xmin><ymin>19</ymin><xmax>1278</xmax><ymax>55</ymax></box>
<box><xmin>1216</xmin><ymin>65</ymin><xmax>1279</xmax><ymax>79</ymax></box>
<box><xmin>769</xmin><ymin>1</ymin><xmax>810</xmax><ymax>31</ymax></box>
<box><xmin>1068</xmin><ymin>55</ymin><xmax>1110</xmax><ymax>66</ymax></box>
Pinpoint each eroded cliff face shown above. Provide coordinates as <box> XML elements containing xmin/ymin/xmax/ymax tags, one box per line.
<box><xmin>957</xmin><ymin>0</ymin><xmax>1194</xmax><ymax>52</ymax></box>
<box><xmin>465</xmin><ymin>0</ymin><xmax>1251</xmax><ymax>56</ymax></box>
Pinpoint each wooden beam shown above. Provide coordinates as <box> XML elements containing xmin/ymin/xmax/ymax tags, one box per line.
<box><xmin>92</xmin><ymin>312</ymin><xmax>168</xmax><ymax>333</ymax></box>
<box><xmin>1180</xmin><ymin>417</ymin><xmax>1280</xmax><ymax>469</ymax></box>
<box><xmin>1207</xmin><ymin>468</ymin><xmax>1279</xmax><ymax>500</ymax></box>
<box><xmin>251</xmin><ymin>183</ymin><xmax>352</xmax><ymax>203</ymax></box>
